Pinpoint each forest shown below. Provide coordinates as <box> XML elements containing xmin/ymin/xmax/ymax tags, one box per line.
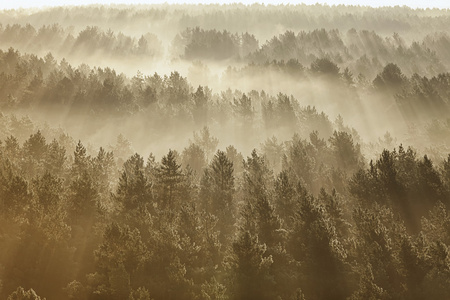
<box><xmin>1</xmin><ymin>3</ymin><xmax>450</xmax><ymax>300</ymax></box>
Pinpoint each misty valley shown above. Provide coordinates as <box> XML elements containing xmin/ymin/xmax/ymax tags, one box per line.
<box><xmin>1</xmin><ymin>3</ymin><xmax>450</xmax><ymax>300</ymax></box>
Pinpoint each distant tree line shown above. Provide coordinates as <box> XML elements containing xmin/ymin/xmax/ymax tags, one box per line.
<box><xmin>0</xmin><ymin>23</ymin><xmax>163</xmax><ymax>60</ymax></box>
<box><xmin>247</xmin><ymin>29</ymin><xmax>448</xmax><ymax>78</ymax></box>
<box><xmin>3</xmin><ymin>22</ymin><xmax>450</xmax><ymax>79</ymax></box>
<box><xmin>1</xmin><ymin>48</ymin><xmax>450</xmax><ymax>129</ymax></box>
<box><xmin>173</xmin><ymin>27</ymin><xmax>259</xmax><ymax>60</ymax></box>
<box><xmin>1</xmin><ymin>48</ymin><xmax>450</xmax><ymax>158</ymax></box>
<box><xmin>2</xmin><ymin>4</ymin><xmax>450</xmax><ymax>43</ymax></box>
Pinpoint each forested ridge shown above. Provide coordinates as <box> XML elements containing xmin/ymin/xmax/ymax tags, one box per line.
<box><xmin>1</xmin><ymin>3</ymin><xmax>450</xmax><ymax>300</ymax></box>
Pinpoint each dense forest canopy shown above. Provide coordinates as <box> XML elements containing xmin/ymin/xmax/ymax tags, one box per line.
<box><xmin>1</xmin><ymin>3</ymin><xmax>450</xmax><ymax>300</ymax></box>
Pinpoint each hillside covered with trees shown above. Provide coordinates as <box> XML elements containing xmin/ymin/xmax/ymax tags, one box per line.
<box><xmin>1</xmin><ymin>3</ymin><xmax>450</xmax><ymax>300</ymax></box>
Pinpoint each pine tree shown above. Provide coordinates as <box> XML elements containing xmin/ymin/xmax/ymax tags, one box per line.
<box><xmin>243</xmin><ymin>149</ymin><xmax>273</xmax><ymax>201</ymax></box>
<box><xmin>352</xmin><ymin>205</ymin><xmax>404</xmax><ymax>298</ymax></box>
<box><xmin>92</xmin><ymin>147</ymin><xmax>116</xmax><ymax>203</ymax></box>
<box><xmin>200</xmin><ymin>150</ymin><xmax>235</xmax><ymax>245</ymax></box>
<box><xmin>290</xmin><ymin>195</ymin><xmax>352</xmax><ymax>300</ymax></box>
<box><xmin>94</xmin><ymin>222</ymin><xmax>148</xmax><ymax>298</ymax></box>
<box><xmin>155</xmin><ymin>150</ymin><xmax>185</xmax><ymax>210</ymax></box>
<box><xmin>274</xmin><ymin>170</ymin><xmax>296</xmax><ymax>228</ymax></box>
<box><xmin>329</xmin><ymin>130</ymin><xmax>364</xmax><ymax>174</ymax></box>
<box><xmin>68</xmin><ymin>170</ymin><xmax>99</xmax><ymax>224</ymax></box>
<box><xmin>23</xmin><ymin>130</ymin><xmax>47</xmax><ymax>161</ymax></box>
<box><xmin>115</xmin><ymin>153</ymin><xmax>152</xmax><ymax>219</ymax></box>
<box><xmin>72</xmin><ymin>140</ymin><xmax>90</xmax><ymax>180</ymax></box>
<box><xmin>193</xmin><ymin>126</ymin><xmax>219</xmax><ymax>162</ymax></box>
<box><xmin>44</xmin><ymin>138</ymin><xmax>66</xmax><ymax>177</ymax></box>
<box><xmin>192</xmin><ymin>85</ymin><xmax>208</xmax><ymax>126</ymax></box>
<box><xmin>182</xmin><ymin>143</ymin><xmax>207</xmax><ymax>176</ymax></box>
<box><xmin>7</xmin><ymin>287</ymin><xmax>46</xmax><ymax>300</ymax></box>
<box><xmin>230</xmin><ymin>230</ymin><xmax>272</xmax><ymax>300</ymax></box>
<box><xmin>254</xmin><ymin>192</ymin><xmax>283</xmax><ymax>248</ymax></box>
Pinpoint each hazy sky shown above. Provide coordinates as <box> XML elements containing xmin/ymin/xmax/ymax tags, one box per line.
<box><xmin>1</xmin><ymin>1</ymin><xmax>449</xmax><ymax>10</ymax></box>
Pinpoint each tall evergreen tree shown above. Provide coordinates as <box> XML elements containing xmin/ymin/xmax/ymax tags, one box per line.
<box><xmin>155</xmin><ymin>150</ymin><xmax>185</xmax><ymax>210</ymax></box>
<box><xmin>200</xmin><ymin>150</ymin><xmax>235</xmax><ymax>245</ymax></box>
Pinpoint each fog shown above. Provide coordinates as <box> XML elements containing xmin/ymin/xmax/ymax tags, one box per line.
<box><xmin>1</xmin><ymin>3</ymin><xmax>450</xmax><ymax>300</ymax></box>
<box><xmin>2</xmin><ymin>5</ymin><xmax>448</xmax><ymax>154</ymax></box>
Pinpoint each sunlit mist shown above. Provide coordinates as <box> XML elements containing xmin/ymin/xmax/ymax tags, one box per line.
<box><xmin>1</xmin><ymin>3</ymin><xmax>450</xmax><ymax>300</ymax></box>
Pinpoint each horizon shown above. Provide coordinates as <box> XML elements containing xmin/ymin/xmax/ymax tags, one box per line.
<box><xmin>1</xmin><ymin>1</ymin><xmax>449</xmax><ymax>10</ymax></box>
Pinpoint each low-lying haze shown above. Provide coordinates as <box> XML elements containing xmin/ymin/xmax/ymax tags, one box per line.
<box><xmin>1</xmin><ymin>0</ymin><xmax>450</xmax><ymax>9</ymax></box>
<box><xmin>1</xmin><ymin>3</ymin><xmax>450</xmax><ymax>300</ymax></box>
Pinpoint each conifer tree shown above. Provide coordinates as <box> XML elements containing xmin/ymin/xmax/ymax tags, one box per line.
<box><xmin>155</xmin><ymin>149</ymin><xmax>185</xmax><ymax>210</ymax></box>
